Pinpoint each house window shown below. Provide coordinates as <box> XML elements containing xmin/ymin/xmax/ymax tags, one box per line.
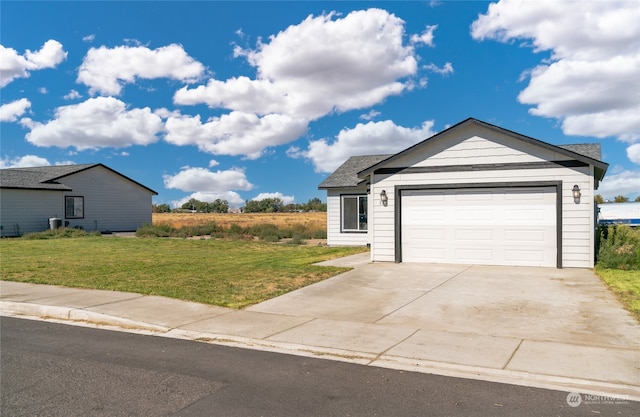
<box><xmin>65</xmin><ymin>196</ymin><xmax>84</xmax><ymax>219</ymax></box>
<box><xmin>342</xmin><ymin>195</ymin><xmax>367</xmax><ymax>232</ymax></box>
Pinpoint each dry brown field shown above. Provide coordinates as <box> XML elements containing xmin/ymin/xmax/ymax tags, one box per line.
<box><xmin>153</xmin><ymin>212</ymin><xmax>327</xmax><ymax>231</ymax></box>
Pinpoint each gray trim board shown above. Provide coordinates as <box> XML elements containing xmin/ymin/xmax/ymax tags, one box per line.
<box><xmin>375</xmin><ymin>160</ymin><xmax>588</xmax><ymax>176</ymax></box>
<box><xmin>393</xmin><ymin>181</ymin><xmax>563</xmax><ymax>268</ymax></box>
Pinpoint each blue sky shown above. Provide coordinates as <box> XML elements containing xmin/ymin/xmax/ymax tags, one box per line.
<box><xmin>1</xmin><ymin>0</ymin><xmax>638</xmax><ymax>207</ymax></box>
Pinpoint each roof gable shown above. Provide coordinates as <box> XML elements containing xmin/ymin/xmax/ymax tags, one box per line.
<box><xmin>357</xmin><ymin>118</ymin><xmax>608</xmax><ymax>181</ymax></box>
<box><xmin>0</xmin><ymin>163</ymin><xmax>158</xmax><ymax>194</ymax></box>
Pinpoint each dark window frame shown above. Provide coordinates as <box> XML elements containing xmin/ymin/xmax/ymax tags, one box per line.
<box><xmin>341</xmin><ymin>194</ymin><xmax>368</xmax><ymax>233</ymax></box>
<box><xmin>65</xmin><ymin>196</ymin><xmax>85</xmax><ymax>219</ymax></box>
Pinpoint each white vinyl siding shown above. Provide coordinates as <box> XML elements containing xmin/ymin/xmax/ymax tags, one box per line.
<box><xmin>0</xmin><ymin>189</ymin><xmax>63</xmax><ymax>236</ymax></box>
<box><xmin>60</xmin><ymin>166</ymin><xmax>153</xmax><ymax>232</ymax></box>
<box><xmin>326</xmin><ymin>189</ymin><xmax>370</xmax><ymax>246</ymax></box>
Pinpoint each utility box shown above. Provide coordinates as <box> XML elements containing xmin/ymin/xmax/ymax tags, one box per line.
<box><xmin>49</xmin><ymin>217</ymin><xmax>62</xmax><ymax>230</ymax></box>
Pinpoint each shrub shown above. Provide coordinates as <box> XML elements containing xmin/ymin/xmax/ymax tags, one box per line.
<box><xmin>176</xmin><ymin>221</ymin><xmax>222</xmax><ymax>238</ymax></box>
<box><xmin>312</xmin><ymin>229</ymin><xmax>327</xmax><ymax>239</ymax></box>
<box><xmin>596</xmin><ymin>225</ymin><xmax>640</xmax><ymax>270</ymax></box>
<box><xmin>21</xmin><ymin>228</ymin><xmax>100</xmax><ymax>239</ymax></box>
<box><xmin>136</xmin><ymin>223</ymin><xmax>172</xmax><ymax>237</ymax></box>
<box><xmin>248</xmin><ymin>224</ymin><xmax>283</xmax><ymax>242</ymax></box>
<box><xmin>228</xmin><ymin>224</ymin><xmax>245</xmax><ymax>234</ymax></box>
<box><xmin>287</xmin><ymin>233</ymin><xmax>307</xmax><ymax>245</ymax></box>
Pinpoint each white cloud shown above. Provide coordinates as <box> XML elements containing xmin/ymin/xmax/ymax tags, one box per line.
<box><xmin>153</xmin><ymin>107</ymin><xmax>181</xmax><ymax>119</ymax></box>
<box><xmin>0</xmin><ymin>154</ymin><xmax>50</xmax><ymax>168</ymax></box>
<box><xmin>360</xmin><ymin>109</ymin><xmax>381</xmax><ymax>121</ymax></box>
<box><xmin>63</xmin><ymin>90</ymin><xmax>82</xmax><ymax>100</ymax></box>
<box><xmin>175</xmin><ymin>9</ymin><xmax>419</xmax><ymax>120</ymax></box>
<box><xmin>23</xmin><ymin>96</ymin><xmax>163</xmax><ymax>150</ymax></box>
<box><xmin>251</xmin><ymin>192</ymin><xmax>295</xmax><ymax>205</ymax></box>
<box><xmin>163</xmin><ymin>166</ymin><xmax>254</xmax><ymax>208</ymax></box>
<box><xmin>208</xmin><ymin>159</ymin><xmax>219</xmax><ymax>167</ymax></box>
<box><xmin>164</xmin><ymin>111</ymin><xmax>308</xmax><ymax>159</ymax></box>
<box><xmin>170</xmin><ymin>9</ymin><xmax>444</xmax><ymax>161</ymax></box>
<box><xmin>163</xmin><ymin>166</ymin><xmax>253</xmax><ymax>192</ymax></box>
<box><xmin>471</xmin><ymin>0</ymin><xmax>640</xmax><ymax>142</ymax></box>
<box><xmin>0</xmin><ymin>40</ymin><xmax>67</xmax><ymax>87</ymax></box>
<box><xmin>0</xmin><ymin>98</ymin><xmax>31</xmax><ymax>122</ymax></box>
<box><xmin>77</xmin><ymin>44</ymin><xmax>205</xmax><ymax>95</ymax></box>
<box><xmin>423</xmin><ymin>62</ymin><xmax>453</xmax><ymax>76</ymax></box>
<box><xmin>411</xmin><ymin>25</ymin><xmax>438</xmax><ymax>46</ymax></box>
<box><xmin>627</xmin><ymin>143</ymin><xmax>640</xmax><ymax>164</ymax></box>
<box><xmin>295</xmin><ymin>119</ymin><xmax>436</xmax><ymax>173</ymax></box>
<box><xmin>171</xmin><ymin>191</ymin><xmax>245</xmax><ymax>208</ymax></box>
<box><xmin>38</xmin><ymin>87</ymin><xmax>48</xmax><ymax>94</ymax></box>
<box><xmin>83</xmin><ymin>34</ymin><xmax>95</xmax><ymax>43</ymax></box>
<box><xmin>598</xmin><ymin>169</ymin><xmax>640</xmax><ymax>200</ymax></box>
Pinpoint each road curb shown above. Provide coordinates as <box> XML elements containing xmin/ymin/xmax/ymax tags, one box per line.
<box><xmin>2</xmin><ymin>300</ymin><xmax>638</xmax><ymax>402</ymax></box>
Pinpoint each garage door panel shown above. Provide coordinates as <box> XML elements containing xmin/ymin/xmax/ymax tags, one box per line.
<box><xmin>455</xmin><ymin>208</ymin><xmax>494</xmax><ymax>222</ymax></box>
<box><xmin>401</xmin><ymin>187</ymin><xmax>556</xmax><ymax>267</ymax></box>
<box><xmin>505</xmin><ymin>249</ymin><xmax>546</xmax><ymax>262</ymax></box>
<box><xmin>455</xmin><ymin>191</ymin><xmax>493</xmax><ymax>201</ymax></box>
<box><xmin>403</xmin><ymin>243</ymin><xmax>446</xmax><ymax>260</ymax></box>
<box><xmin>454</xmin><ymin>228</ymin><xmax>493</xmax><ymax>241</ymax></box>
<box><xmin>455</xmin><ymin>248</ymin><xmax>493</xmax><ymax>261</ymax></box>
<box><xmin>504</xmin><ymin>229</ymin><xmax>546</xmax><ymax>242</ymax></box>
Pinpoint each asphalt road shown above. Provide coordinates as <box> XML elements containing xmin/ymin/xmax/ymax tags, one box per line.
<box><xmin>1</xmin><ymin>317</ymin><xmax>636</xmax><ymax>417</ymax></box>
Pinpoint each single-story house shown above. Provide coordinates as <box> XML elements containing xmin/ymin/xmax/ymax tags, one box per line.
<box><xmin>319</xmin><ymin>118</ymin><xmax>608</xmax><ymax>268</ymax></box>
<box><xmin>0</xmin><ymin>163</ymin><xmax>157</xmax><ymax>237</ymax></box>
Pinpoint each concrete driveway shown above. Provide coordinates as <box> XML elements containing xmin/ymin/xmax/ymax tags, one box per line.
<box><xmin>248</xmin><ymin>253</ymin><xmax>640</xmax><ymax>390</ymax></box>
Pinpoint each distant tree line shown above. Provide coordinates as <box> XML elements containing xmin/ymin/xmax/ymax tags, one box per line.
<box><xmin>595</xmin><ymin>195</ymin><xmax>640</xmax><ymax>204</ymax></box>
<box><xmin>152</xmin><ymin>197</ymin><xmax>327</xmax><ymax>213</ymax></box>
<box><xmin>152</xmin><ymin>198</ymin><xmax>229</xmax><ymax>213</ymax></box>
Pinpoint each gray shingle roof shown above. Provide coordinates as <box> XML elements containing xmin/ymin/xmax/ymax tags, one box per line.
<box><xmin>0</xmin><ymin>164</ymin><xmax>97</xmax><ymax>190</ymax></box>
<box><xmin>318</xmin><ymin>155</ymin><xmax>392</xmax><ymax>189</ymax></box>
<box><xmin>558</xmin><ymin>144</ymin><xmax>602</xmax><ymax>161</ymax></box>
<box><xmin>0</xmin><ymin>163</ymin><xmax>158</xmax><ymax>194</ymax></box>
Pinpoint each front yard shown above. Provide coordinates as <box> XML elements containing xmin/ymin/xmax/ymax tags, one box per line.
<box><xmin>0</xmin><ymin>237</ymin><xmax>367</xmax><ymax>308</ymax></box>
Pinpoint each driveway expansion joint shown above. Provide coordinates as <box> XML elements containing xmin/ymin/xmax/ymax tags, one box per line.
<box><xmin>502</xmin><ymin>339</ymin><xmax>524</xmax><ymax>369</ymax></box>
<box><xmin>367</xmin><ymin>328</ymin><xmax>421</xmax><ymax>366</ymax></box>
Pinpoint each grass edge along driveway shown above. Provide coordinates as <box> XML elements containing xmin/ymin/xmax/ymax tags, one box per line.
<box><xmin>0</xmin><ymin>237</ymin><xmax>368</xmax><ymax>309</ymax></box>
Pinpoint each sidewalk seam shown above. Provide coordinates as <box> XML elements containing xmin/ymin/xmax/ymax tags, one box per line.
<box><xmin>262</xmin><ymin>317</ymin><xmax>318</xmax><ymax>340</ymax></box>
<box><xmin>503</xmin><ymin>338</ymin><xmax>524</xmax><ymax>369</ymax></box>
<box><xmin>367</xmin><ymin>328</ymin><xmax>421</xmax><ymax>366</ymax></box>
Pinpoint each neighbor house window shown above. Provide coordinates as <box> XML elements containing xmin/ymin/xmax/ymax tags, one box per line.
<box><xmin>342</xmin><ymin>195</ymin><xmax>367</xmax><ymax>232</ymax></box>
<box><xmin>65</xmin><ymin>196</ymin><xmax>84</xmax><ymax>219</ymax></box>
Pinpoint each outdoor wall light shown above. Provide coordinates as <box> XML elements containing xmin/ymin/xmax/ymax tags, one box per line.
<box><xmin>380</xmin><ymin>189</ymin><xmax>388</xmax><ymax>206</ymax></box>
<box><xmin>572</xmin><ymin>184</ymin><xmax>581</xmax><ymax>204</ymax></box>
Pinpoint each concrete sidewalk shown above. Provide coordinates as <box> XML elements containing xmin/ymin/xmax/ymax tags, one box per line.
<box><xmin>1</xmin><ymin>253</ymin><xmax>638</xmax><ymax>401</ymax></box>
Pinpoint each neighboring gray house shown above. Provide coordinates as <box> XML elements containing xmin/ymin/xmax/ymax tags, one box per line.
<box><xmin>0</xmin><ymin>163</ymin><xmax>157</xmax><ymax>236</ymax></box>
<box><xmin>319</xmin><ymin>118</ymin><xmax>608</xmax><ymax>268</ymax></box>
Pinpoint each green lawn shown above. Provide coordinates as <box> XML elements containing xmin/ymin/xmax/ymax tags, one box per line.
<box><xmin>595</xmin><ymin>267</ymin><xmax>640</xmax><ymax>322</ymax></box>
<box><xmin>0</xmin><ymin>237</ymin><xmax>368</xmax><ymax>308</ymax></box>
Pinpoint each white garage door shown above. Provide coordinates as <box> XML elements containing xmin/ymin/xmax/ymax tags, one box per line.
<box><xmin>401</xmin><ymin>187</ymin><xmax>556</xmax><ymax>267</ymax></box>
